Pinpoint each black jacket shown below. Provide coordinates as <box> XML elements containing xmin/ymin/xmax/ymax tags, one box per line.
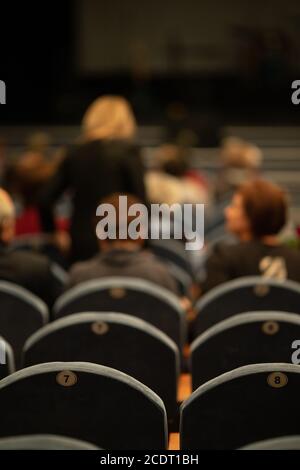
<box><xmin>201</xmin><ymin>240</ymin><xmax>300</xmax><ymax>293</ymax></box>
<box><xmin>0</xmin><ymin>245</ymin><xmax>62</xmax><ymax>307</ymax></box>
<box><xmin>39</xmin><ymin>139</ymin><xmax>146</xmax><ymax>262</ymax></box>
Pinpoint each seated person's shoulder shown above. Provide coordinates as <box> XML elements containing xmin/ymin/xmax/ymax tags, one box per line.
<box><xmin>9</xmin><ymin>249</ymin><xmax>51</xmax><ymax>273</ymax></box>
<box><xmin>69</xmin><ymin>259</ymin><xmax>89</xmax><ymax>275</ymax></box>
<box><xmin>2</xmin><ymin>250</ymin><xmax>62</xmax><ymax>307</ymax></box>
<box><xmin>211</xmin><ymin>239</ymin><xmax>261</xmax><ymax>258</ymax></box>
<box><xmin>207</xmin><ymin>240</ymin><xmax>241</xmax><ymax>259</ymax></box>
<box><xmin>200</xmin><ymin>241</ymin><xmax>246</xmax><ymax>293</ymax></box>
<box><xmin>280</xmin><ymin>243</ymin><xmax>300</xmax><ymax>258</ymax></box>
<box><xmin>68</xmin><ymin>257</ymin><xmax>100</xmax><ymax>287</ymax></box>
<box><xmin>277</xmin><ymin>244</ymin><xmax>300</xmax><ymax>274</ymax></box>
<box><xmin>137</xmin><ymin>250</ymin><xmax>180</xmax><ymax>295</ymax></box>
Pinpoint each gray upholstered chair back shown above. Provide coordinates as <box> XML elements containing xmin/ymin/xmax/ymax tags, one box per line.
<box><xmin>181</xmin><ymin>363</ymin><xmax>300</xmax><ymax>450</ymax></box>
<box><xmin>191</xmin><ymin>311</ymin><xmax>300</xmax><ymax>389</ymax></box>
<box><xmin>0</xmin><ymin>362</ymin><xmax>167</xmax><ymax>449</ymax></box>
<box><xmin>0</xmin><ymin>434</ymin><xmax>100</xmax><ymax>450</ymax></box>
<box><xmin>23</xmin><ymin>312</ymin><xmax>179</xmax><ymax>427</ymax></box>
<box><xmin>54</xmin><ymin>277</ymin><xmax>187</xmax><ymax>349</ymax></box>
<box><xmin>193</xmin><ymin>277</ymin><xmax>300</xmax><ymax>337</ymax></box>
<box><xmin>0</xmin><ymin>281</ymin><xmax>48</xmax><ymax>368</ymax></box>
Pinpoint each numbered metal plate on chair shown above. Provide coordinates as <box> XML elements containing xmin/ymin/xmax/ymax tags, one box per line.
<box><xmin>262</xmin><ymin>321</ymin><xmax>279</xmax><ymax>335</ymax></box>
<box><xmin>56</xmin><ymin>370</ymin><xmax>78</xmax><ymax>387</ymax></box>
<box><xmin>267</xmin><ymin>372</ymin><xmax>288</xmax><ymax>388</ymax></box>
<box><xmin>109</xmin><ymin>287</ymin><xmax>126</xmax><ymax>299</ymax></box>
<box><xmin>91</xmin><ymin>321</ymin><xmax>109</xmax><ymax>335</ymax></box>
<box><xmin>254</xmin><ymin>284</ymin><xmax>270</xmax><ymax>297</ymax></box>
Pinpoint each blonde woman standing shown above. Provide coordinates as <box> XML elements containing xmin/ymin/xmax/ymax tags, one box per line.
<box><xmin>39</xmin><ymin>96</ymin><xmax>146</xmax><ymax>263</ymax></box>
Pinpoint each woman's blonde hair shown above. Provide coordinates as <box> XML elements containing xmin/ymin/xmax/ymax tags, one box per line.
<box><xmin>82</xmin><ymin>95</ymin><xmax>137</xmax><ymax>141</ymax></box>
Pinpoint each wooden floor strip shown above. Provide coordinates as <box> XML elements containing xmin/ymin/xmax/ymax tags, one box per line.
<box><xmin>168</xmin><ymin>433</ymin><xmax>180</xmax><ymax>450</ymax></box>
<box><xmin>177</xmin><ymin>373</ymin><xmax>192</xmax><ymax>402</ymax></box>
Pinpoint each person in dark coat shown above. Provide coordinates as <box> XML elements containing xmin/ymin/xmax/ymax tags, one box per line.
<box><xmin>38</xmin><ymin>96</ymin><xmax>146</xmax><ymax>263</ymax></box>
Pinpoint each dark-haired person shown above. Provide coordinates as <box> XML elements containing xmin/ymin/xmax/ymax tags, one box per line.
<box><xmin>67</xmin><ymin>193</ymin><xmax>180</xmax><ymax>296</ymax></box>
<box><xmin>200</xmin><ymin>179</ymin><xmax>300</xmax><ymax>293</ymax></box>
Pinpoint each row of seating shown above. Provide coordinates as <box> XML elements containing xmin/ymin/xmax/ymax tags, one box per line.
<box><xmin>0</xmin><ymin>434</ymin><xmax>100</xmax><ymax>450</ymax></box>
<box><xmin>23</xmin><ymin>313</ymin><xmax>179</xmax><ymax>428</ymax></box>
<box><xmin>0</xmin><ymin>362</ymin><xmax>299</xmax><ymax>449</ymax></box>
<box><xmin>193</xmin><ymin>276</ymin><xmax>300</xmax><ymax>336</ymax></box>
<box><xmin>0</xmin><ymin>278</ymin><xmax>186</xmax><ymax>369</ymax></box>
<box><xmin>2</xmin><ymin>274</ymin><xmax>300</xmax><ymax>358</ymax></box>
<box><xmin>3</xmin><ymin>433</ymin><xmax>300</xmax><ymax>450</ymax></box>
<box><xmin>1</xmin><ymin>275</ymin><xmax>300</xmax><ymax>368</ymax></box>
<box><xmin>2</xmin><ymin>308</ymin><xmax>300</xmax><ymax>428</ymax></box>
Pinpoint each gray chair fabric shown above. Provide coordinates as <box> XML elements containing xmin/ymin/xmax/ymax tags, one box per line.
<box><xmin>50</xmin><ymin>263</ymin><xmax>69</xmax><ymax>286</ymax></box>
<box><xmin>191</xmin><ymin>311</ymin><xmax>300</xmax><ymax>389</ymax></box>
<box><xmin>0</xmin><ymin>362</ymin><xmax>167</xmax><ymax>450</ymax></box>
<box><xmin>180</xmin><ymin>363</ymin><xmax>300</xmax><ymax>450</ymax></box>
<box><xmin>149</xmin><ymin>239</ymin><xmax>194</xmax><ymax>277</ymax></box>
<box><xmin>23</xmin><ymin>312</ymin><xmax>179</xmax><ymax>427</ymax></box>
<box><xmin>54</xmin><ymin>277</ymin><xmax>187</xmax><ymax>349</ymax></box>
<box><xmin>0</xmin><ymin>281</ymin><xmax>48</xmax><ymax>368</ymax></box>
<box><xmin>240</xmin><ymin>435</ymin><xmax>300</xmax><ymax>450</ymax></box>
<box><xmin>193</xmin><ymin>276</ymin><xmax>300</xmax><ymax>337</ymax></box>
<box><xmin>162</xmin><ymin>261</ymin><xmax>193</xmax><ymax>297</ymax></box>
<box><xmin>0</xmin><ymin>434</ymin><xmax>100</xmax><ymax>450</ymax></box>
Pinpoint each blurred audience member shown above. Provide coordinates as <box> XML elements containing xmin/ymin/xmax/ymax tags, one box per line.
<box><xmin>0</xmin><ymin>137</ymin><xmax>8</xmax><ymax>186</ymax></box>
<box><xmin>26</xmin><ymin>132</ymin><xmax>52</xmax><ymax>156</ymax></box>
<box><xmin>0</xmin><ymin>188</ymin><xmax>62</xmax><ymax>306</ymax></box>
<box><xmin>200</xmin><ymin>179</ymin><xmax>300</xmax><ymax>293</ymax></box>
<box><xmin>215</xmin><ymin>137</ymin><xmax>262</xmax><ymax>200</ymax></box>
<box><xmin>39</xmin><ymin>96</ymin><xmax>146</xmax><ymax>263</ymax></box>
<box><xmin>6</xmin><ymin>152</ymin><xmax>58</xmax><ymax>236</ymax></box>
<box><xmin>68</xmin><ymin>193</ymin><xmax>179</xmax><ymax>295</ymax></box>
<box><xmin>146</xmin><ymin>144</ymin><xmax>210</xmax><ymax>205</ymax></box>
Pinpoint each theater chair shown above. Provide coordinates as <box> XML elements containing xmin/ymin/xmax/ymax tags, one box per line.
<box><xmin>149</xmin><ymin>239</ymin><xmax>194</xmax><ymax>275</ymax></box>
<box><xmin>0</xmin><ymin>336</ymin><xmax>15</xmax><ymax>379</ymax></box>
<box><xmin>191</xmin><ymin>311</ymin><xmax>300</xmax><ymax>389</ymax></box>
<box><xmin>53</xmin><ymin>277</ymin><xmax>187</xmax><ymax>350</ymax></box>
<box><xmin>0</xmin><ymin>362</ymin><xmax>167</xmax><ymax>450</ymax></box>
<box><xmin>193</xmin><ymin>276</ymin><xmax>300</xmax><ymax>337</ymax></box>
<box><xmin>148</xmin><ymin>239</ymin><xmax>195</xmax><ymax>296</ymax></box>
<box><xmin>0</xmin><ymin>281</ymin><xmax>48</xmax><ymax>368</ymax></box>
<box><xmin>165</xmin><ymin>262</ymin><xmax>194</xmax><ymax>298</ymax></box>
<box><xmin>0</xmin><ymin>434</ymin><xmax>100</xmax><ymax>450</ymax></box>
<box><xmin>180</xmin><ymin>363</ymin><xmax>300</xmax><ymax>450</ymax></box>
<box><xmin>240</xmin><ymin>435</ymin><xmax>300</xmax><ymax>450</ymax></box>
<box><xmin>23</xmin><ymin>312</ymin><xmax>179</xmax><ymax>430</ymax></box>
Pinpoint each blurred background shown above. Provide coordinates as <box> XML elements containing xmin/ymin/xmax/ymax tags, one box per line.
<box><xmin>1</xmin><ymin>0</ymin><xmax>300</xmax><ymax>246</ymax></box>
<box><xmin>0</xmin><ymin>2</ymin><xmax>300</xmax><ymax>450</ymax></box>
<box><xmin>1</xmin><ymin>0</ymin><xmax>300</xmax><ymax>133</ymax></box>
